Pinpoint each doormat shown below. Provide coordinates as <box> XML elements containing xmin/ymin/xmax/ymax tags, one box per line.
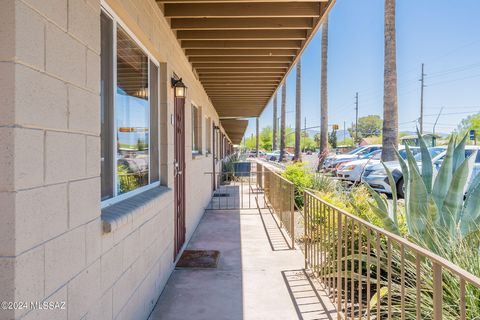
<box><xmin>213</xmin><ymin>193</ymin><xmax>230</xmax><ymax>197</ymax></box>
<box><xmin>176</xmin><ymin>250</ymin><xmax>220</xmax><ymax>269</ymax></box>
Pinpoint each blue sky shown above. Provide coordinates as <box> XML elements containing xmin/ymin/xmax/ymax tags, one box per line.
<box><xmin>243</xmin><ymin>0</ymin><xmax>480</xmax><ymax>140</ymax></box>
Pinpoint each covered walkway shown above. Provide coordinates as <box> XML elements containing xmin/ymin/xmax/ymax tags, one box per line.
<box><xmin>149</xmin><ymin>201</ymin><xmax>336</xmax><ymax>319</ymax></box>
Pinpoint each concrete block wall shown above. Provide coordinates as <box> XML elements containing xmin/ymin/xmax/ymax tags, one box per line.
<box><xmin>0</xmin><ymin>0</ymin><xmax>227</xmax><ymax>319</ymax></box>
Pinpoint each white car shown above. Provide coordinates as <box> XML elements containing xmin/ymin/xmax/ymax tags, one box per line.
<box><xmin>266</xmin><ymin>150</ymin><xmax>294</xmax><ymax>162</ymax></box>
<box><xmin>323</xmin><ymin>145</ymin><xmax>382</xmax><ymax>171</ymax></box>
<box><xmin>362</xmin><ymin>146</ymin><xmax>447</xmax><ymax>197</ymax></box>
<box><xmin>337</xmin><ymin>150</ymin><xmax>382</xmax><ymax>182</ymax></box>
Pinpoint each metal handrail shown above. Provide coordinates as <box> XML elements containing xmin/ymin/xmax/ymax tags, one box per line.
<box><xmin>261</xmin><ymin>164</ymin><xmax>296</xmax><ymax>249</ymax></box>
<box><xmin>303</xmin><ymin>190</ymin><xmax>480</xmax><ymax>320</ymax></box>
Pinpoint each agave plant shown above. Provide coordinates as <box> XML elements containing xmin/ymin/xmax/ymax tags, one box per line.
<box><xmin>365</xmin><ymin>131</ymin><xmax>480</xmax><ymax>253</ymax></box>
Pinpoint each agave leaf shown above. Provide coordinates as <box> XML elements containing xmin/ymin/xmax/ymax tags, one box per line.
<box><xmin>452</xmin><ymin>133</ymin><xmax>468</xmax><ymax>173</ymax></box>
<box><xmin>368</xmin><ymin>204</ymin><xmax>401</xmax><ymax>235</ymax></box>
<box><xmin>382</xmin><ymin>162</ymin><xmax>398</xmax><ymax>226</ymax></box>
<box><xmin>364</xmin><ymin>181</ymin><xmax>389</xmax><ymax>214</ymax></box>
<box><xmin>441</xmin><ymin>153</ymin><xmax>476</xmax><ymax>233</ymax></box>
<box><xmin>405</xmin><ymin>145</ymin><xmax>430</xmax><ymax>240</ymax></box>
<box><xmin>369</xmin><ymin>287</ymin><xmax>389</xmax><ymax>310</ymax></box>
<box><xmin>417</xmin><ymin>128</ymin><xmax>433</xmax><ymax>193</ymax></box>
<box><xmin>432</xmin><ymin>137</ymin><xmax>455</xmax><ymax>210</ymax></box>
<box><xmin>460</xmin><ymin>155</ymin><xmax>480</xmax><ymax>237</ymax></box>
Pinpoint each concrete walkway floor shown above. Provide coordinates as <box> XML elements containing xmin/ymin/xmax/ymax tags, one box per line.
<box><xmin>148</xmin><ymin>206</ymin><xmax>337</xmax><ymax>320</ymax></box>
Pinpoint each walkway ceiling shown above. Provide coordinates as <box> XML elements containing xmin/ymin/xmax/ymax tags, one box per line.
<box><xmin>220</xmin><ymin>119</ymin><xmax>249</xmax><ymax>144</ymax></box>
<box><xmin>157</xmin><ymin>0</ymin><xmax>333</xmax><ymax>120</ymax></box>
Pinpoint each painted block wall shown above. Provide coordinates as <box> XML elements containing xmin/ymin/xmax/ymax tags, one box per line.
<box><xmin>0</xmin><ymin>0</ymin><xmax>228</xmax><ymax>319</ymax></box>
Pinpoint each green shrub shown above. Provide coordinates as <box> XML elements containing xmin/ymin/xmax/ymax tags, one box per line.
<box><xmin>282</xmin><ymin>163</ymin><xmax>314</xmax><ymax>208</ymax></box>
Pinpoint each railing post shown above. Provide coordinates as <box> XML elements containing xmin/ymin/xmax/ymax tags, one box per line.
<box><xmin>432</xmin><ymin>262</ymin><xmax>443</xmax><ymax>320</ymax></box>
<box><xmin>304</xmin><ymin>192</ymin><xmax>308</xmax><ymax>270</ymax></box>
<box><xmin>290</xmin><ymin>183</ymin><xmax>295</xmax><ymax>249</ymax></box>
<box><xmin>336</xmin><ymin>210</ymin><xmax>342</xmax><ymax>320</ymax></box>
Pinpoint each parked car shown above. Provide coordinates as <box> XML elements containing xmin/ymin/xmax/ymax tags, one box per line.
<box><xmin>266</xmin><ymin>150</ymin><xmax>294</xmax><ymax>161</ymax></box>
<box><xmin>362</xmin><ymin>146</ymin><xmax>447</xmax><ymax>197</ymax></box>
<box><xmin>248</xmin><ymin>150</ymin><xmax>266</xmax><ymax>158</ymax></box>
<box><xmin>323</xmin><ymin>145</ymin><xmax>382</xmax><ymax>171</ymax></box>
<box><xmin>433</xmin><ymin>146</ymin><xmax>480</xmax><ymax>190</ymax></box>
<box><xmin>336</xmin><ymin>150</ymin><xmax>382</xmax><ymax>182</ymax></box>
<box><xmin>338</xmin><ymin>147</ymin><xmax>418</xmax><ymax>183</ymax></box>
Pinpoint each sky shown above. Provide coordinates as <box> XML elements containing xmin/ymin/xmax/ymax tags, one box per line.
<box><xmin>242</xmin><ymin>0</ymin><xmax>480</xmax><ymax>140</ymax></box>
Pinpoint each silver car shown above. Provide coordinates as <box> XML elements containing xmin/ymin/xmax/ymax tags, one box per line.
<box><xmin>361</xmin><ymin>146</ymin><xmax>444</xmax><ymax>197</ymax></box>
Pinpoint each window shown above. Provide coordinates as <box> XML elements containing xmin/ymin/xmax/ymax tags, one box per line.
<box><xmin>101</xmin><ymin>8</ymin><xmax>160</xmax><ymax>204</ymax></box>
<box><xmin>205</xmin><ymin>117</ymin><xmax>211</xmax><ymax>153</ymax></box>
<box><xmin>191</xmin><ymin>105</ymin><xmax>202</xmax><ymax>154</ymax></box>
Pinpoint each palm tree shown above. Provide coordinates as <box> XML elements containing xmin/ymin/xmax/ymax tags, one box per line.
<box><xmin>272</xmin><ymin>93</ymin><xmax>278</xmax><ymax>151</ymax></box>
<box><xmin>381</xmin><ymin>0</ymin><xmax>398</xmax><ymax>161</ymax></box>
<box><xmin>318</xmin><ymin>17</ymin><xmax>329</xmax><ymax>170</ymax></box>
<box><xmin>280</xmin><ymin>83</ymin><xmax>286</xmax><ymax>162</ymax></box>
<box><xmin>294</xmin><ymin>59</ymin><xmax>302</xmax><ymax>161</ymax></box>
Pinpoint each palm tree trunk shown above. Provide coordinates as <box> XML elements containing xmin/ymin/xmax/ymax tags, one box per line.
<box><xmin>294</xmin><ymin>59</ymin><xmax>302</xmax><ymax>161</ymax></box>
<box><xmin>382</xmin><ymin>0</ymin><xmax>399</xmax><ymax>161</ymax></box>
<box><xmin>272</xmin><ymin>93</ymin><xmax>278</xmax><ymax>151</ymax></box>
<box><xmin>280</xmin><ymin>83</ymin><xmax>286</xmax><ymax>162</ymax></box>
<box><xmin>318</xmin><ymin>17</ymin><xmax>329</xmax><ymax>170</ymax></box>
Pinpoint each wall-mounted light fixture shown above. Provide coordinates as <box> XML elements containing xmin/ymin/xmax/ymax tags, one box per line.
<box><xmin>171</xmin><ymin>77</ymin><xmax>187</xmax><ymax>98</ymax></box>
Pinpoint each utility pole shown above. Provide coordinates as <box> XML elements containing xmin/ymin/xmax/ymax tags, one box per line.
<box><xmin>419</xmin><ymin>63</ymin><xmax>425</xmax><ymax>134</ymax></box>
<box><xmin>343</xmin><ymin>121</ymin><xmax>346</xmax><ymax>144</ymax></box>
<box><xmin>355</xmin><ymin>92</ymin><xmax>359</xmax><ymax>145</ymax></box>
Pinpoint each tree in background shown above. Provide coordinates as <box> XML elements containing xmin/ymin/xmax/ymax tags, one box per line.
<box><xmin>328</xmin><ymin>128</ymin><xmax>338</xmax><ymax>149</ymax></box>
<box><xmin>381</xmin><ymin>0</ymin><xmax>399</xmax><ymax>161</ymax></box>
<box><xmin>318</xmin><ymin>17</ymin><xmax>329</xmax><ymax>169</ymax></box>
<box><xmin>301</xmin><ymin>131</ymin><xmax>317</xmax><ymax>151</ymax></box>
<box><xmin>348</xmin><ymin>115</ymin><xmax>383</xmax><ymax>143</ymax></box>
<box><xmin>294</xmin><ymin>59</ymin><xmax>302</xmax><ymax>161</ymax></box>
<box><xmin>259</xmin><ymin>126</ymin><xmax>273</xmax><ymax>151</ymax></box>
<box><xmin>456</xmin><ymin>112</ymin><xmax>480</xmax><ymax>138</ymax></box>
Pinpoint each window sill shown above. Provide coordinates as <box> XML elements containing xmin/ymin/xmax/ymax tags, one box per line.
<box><xmin>101</xmin><ymin>186</ymin><xmax>171</xmax><ymax>234</ymax></box>
<box><xmin>192</xmin><ymin>152</ymin><xmax>204</xmax><ymax>160</ymax></box>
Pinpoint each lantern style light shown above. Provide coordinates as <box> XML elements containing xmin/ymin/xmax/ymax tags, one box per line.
<box><xmin>171</xmin><ymin>77</ymin><xmax>187</xmax><ymax>98</ymax></box>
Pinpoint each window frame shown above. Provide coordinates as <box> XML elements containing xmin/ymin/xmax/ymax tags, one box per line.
<box><xmin>101</xmin><ymin>3</ymin><xmax>161</xmax><ymax>208</ymax></box>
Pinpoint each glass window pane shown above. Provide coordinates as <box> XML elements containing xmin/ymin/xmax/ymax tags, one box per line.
<box><xmin>116</xmin><ymin>26</ymin><xmax>150</xmax><ymax>195</ymax></box>
<box><xmin>100</xmin><ymin>12</ymin><xmax>114</xmax><ymax>200</ymax></box>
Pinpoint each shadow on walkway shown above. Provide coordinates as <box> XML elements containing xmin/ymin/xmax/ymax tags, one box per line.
<box><xmin>282</xmin><ymin>269</ymin><xmax>337</xmax><ymax>320</ymax></box>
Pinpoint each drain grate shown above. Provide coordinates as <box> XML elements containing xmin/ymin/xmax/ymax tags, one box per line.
<box><xmin>213</xmin><ymin>193</ymin><xmax>230</xmax><ymax>197</ymax></box>
<box><xmin>176</xmin><ymin>250</ymin><xmax>220</xmax><ymax>269</ymax></box>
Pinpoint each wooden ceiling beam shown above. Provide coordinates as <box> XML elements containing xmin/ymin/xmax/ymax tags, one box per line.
<box><xmin>185</xmin><ymin>49</ymin><xmax>298</xmax><ymax>56</ymax></box>
<box><xmin>198</xmin><ymin>68</ymin><xmax>285</xmax><ymax>73</ymax></box>
<box><xmin>177</xmin><ymin>29</ymin><xmax>307</xmax><ymax>40</ymax></box>
<box><xmin>161</xmin><ymin>0</ymin><xmax>326</xmax><ymax>3</ymax></box>
<box><xmin>171</xmin><ymin>17</ymin><xmax>313</xmax><ymax>30</ymax></box>
<box><xmin>200</xmin><ymin>74</ymin><xmax>284</xmax><ymax>78</ymax></box>
<box><xmin>164</xmin><ymin>3</ymin><xmax>321</xmax><ymax>18</ymax></box>
<box><xmin>189</xmin><ymin>56</ymin><xmax>293</xmax><ymax>63</ymax></box>
<box><xmin>181</xmin><ymin>40</ymin><xmax>302</xmax><ymax>49</ymax></box>
<box><xmin>193</xmin><ymin>62</ymin><xmax>289</xmax><ymax>69</ymax></box>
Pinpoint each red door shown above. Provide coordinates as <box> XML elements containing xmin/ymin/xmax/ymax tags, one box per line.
<box><xmin>174</xmin><ymin>96</ymin><xmax>186</xmax><ymax>259</ymax></box>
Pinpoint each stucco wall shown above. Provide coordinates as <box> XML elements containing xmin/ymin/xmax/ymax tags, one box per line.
<box><xmin>0</xmin><ymin>0</ymin><xmax>227</xmax><ymax>319</ymax></box>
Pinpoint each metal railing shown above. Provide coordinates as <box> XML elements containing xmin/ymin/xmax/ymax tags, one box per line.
<box><xmin>262</xmin><ymin>165</ymin><xmax>295</xmax><ymax>248</ymax></box>
<box><xmin>206</xmin><ymin>170</ymin><xmax>266</xmax><ymax>210</ymax></box>
<box><xmin>304</xmin><ymin>190</ymin><xmax>480</xmax><ymax>320</ymax></box>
